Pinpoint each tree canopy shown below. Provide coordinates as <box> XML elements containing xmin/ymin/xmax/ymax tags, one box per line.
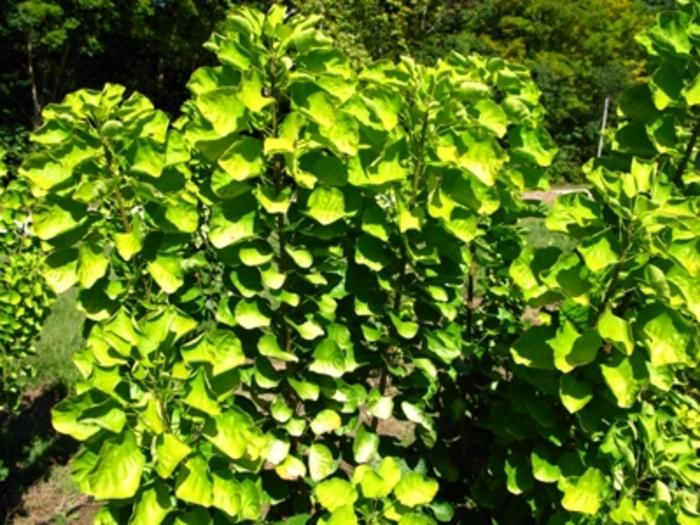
<box><xmin>1</xmin><ymin>0</ymin><xmax>662</xmax><ymax>181</ymax></box>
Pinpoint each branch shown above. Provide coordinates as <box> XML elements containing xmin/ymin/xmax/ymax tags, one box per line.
<box><xmin>410</xmin><ymin>111</ymin><xmax>430</xmax><ymax>207</ymax></box>
<box><xmin>466</xmin><ymin>243</ymin><xmax>476</xmax><ymax>338</ymax></box>
<box><xmin>674</xmin><ymin>117</ymin><xmax>700</xmax><ymax>188</ymax></box>
<box><xmin>25</xmin><ymin>32</ymin><xmax>42</xmax><ymax>129</ymax></box>
<box><xmin>593</xmin><ymin>225</ymin><xmax>633</xmax><ymax>324</ymax></box>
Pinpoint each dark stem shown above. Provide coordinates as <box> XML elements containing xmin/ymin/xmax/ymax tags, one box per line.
<box><xmin>26</xmin><ymin>33</ymin><xmax>42</xmax><ymax>129</ymax></box>
<box><xmin>156</xmin><ymin>56</ymin><xmax>165</xmax><ymax>102</ymax></box>
<box><xmin>674</xmin><ymin>117</ymin><xmax>700</xmax><ymax>188</ymax></box>
<box><xmin>149</xmin><ymin>370</ymin><xmax>171</xmax><ymax>430</ymax></box>
<box><xmin>596</xmin><ymin>265</ymin><xmax>623</xmax><ymax>324</ymax></box>
<box><xmin>264</xmin><ymin>49</ymin><xmax>300</xmax><ymax>454</ymax></box>
<box><xmin>370</xmin><ymin>368</ymin><xmax>389</xmax><ymax>432</ymax></box>
<box><xmin>614</xmin><ymin>290</ymin><xmax>634</xmax><ymax>318</ymax></box>
<box><xmin>52</xmin><ymin>43</ymin><xmax>71</xmax><ymax>101</ymax></box>
<box><xmin>276</xmin><ymin>182</ymin><xmax>291</xmax><ymax>353</ymax></box>
<box><xmin>466</xmin><ymin>243</ymin><xmax>476</xmax><ymax>339</ymax></box>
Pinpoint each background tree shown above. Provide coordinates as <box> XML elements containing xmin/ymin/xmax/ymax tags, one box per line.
<box><xmin>1</xmin><ymin>0</ymin><xmax>663</xmax><ymax>183</ymax></box>
<box><xmin>290</xmin><ymin>0</ymin><xmax>657</xmax><ymax>181</ymax></box>
<box><xmin>0</xmin><ymin>0</ymin><xmax>239</xmax><ymax>124</ymax></box>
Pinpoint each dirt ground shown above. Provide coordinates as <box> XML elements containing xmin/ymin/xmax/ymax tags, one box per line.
<box><xmin>11</xmin><ymin>469</ymin><xmax>99</xmax><ymax>525</ymax></box>
<box><xmin>0</xmin><ymin>386</ymin><xmax>97</xmax><ymax>525</ymax></box>
<box><xmin>522</xmin><ymin>185</ymin><xmax>591</xmax><ymax>204</ymax></box>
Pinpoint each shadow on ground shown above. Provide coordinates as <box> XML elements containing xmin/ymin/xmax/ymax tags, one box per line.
<box><xmin>0</xmin><ymin>385</ymin><xmax>79</xmax><ymax>524</ymax></box>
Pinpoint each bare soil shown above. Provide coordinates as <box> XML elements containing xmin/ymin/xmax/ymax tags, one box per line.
<box><xmin>0</xmin><ymin>385</ymin><xmax>96</xmax><ymax>525</ymax></box>
<box><xmin>11</xmin><ymin>467</ymin><xmax>98</xmax><ymax>525</ymax></box>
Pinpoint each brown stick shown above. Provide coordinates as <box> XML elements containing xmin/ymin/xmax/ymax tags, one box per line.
<box><xmin>26</xmin><ymin>33</ymin><xmax>42</xmax><ymax>129</ymax></box>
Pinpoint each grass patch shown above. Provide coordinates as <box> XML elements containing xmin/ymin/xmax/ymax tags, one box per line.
<box><xmin>520</xmin><ymin>217</ymin><xmax>576</xmax><ymax>251</ymax></box>
<box><xmin>30</xmin><ymin>289</ymin><xmax>85</xmax><ymax>389</ymax></box>
<box><xmin>44</xmin><ymin>463</ymin><xmax>80</xmax><ymax>500</ymax></box>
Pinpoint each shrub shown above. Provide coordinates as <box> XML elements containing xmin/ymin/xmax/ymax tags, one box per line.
<box><xmin>0</xmin><ymin>150</ymin><xmax>51</xmax><ymax>411</ymax></box>
<box><xmin>474</xmin><ymin>3</ymin><xmax>700</xmax><ymax>522</ymax></box>
<box><xmin>20</xmin><ymin>5</ymin><xmax>554</xmax><ymax>523</ymax></box>
<box><xmin>19</xmin><ymin>3</ymin><xmax>700</xmax><ymax>525</ymax></box>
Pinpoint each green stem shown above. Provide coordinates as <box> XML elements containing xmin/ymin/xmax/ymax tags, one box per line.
<box><xmin>100</xmin><ymin>132</ymin><xmax>152</xmax><ymax>302</ymax></box>
<box><xmin>410</xmin><ymin>111</ymin><xmax>430</xmax><ymax>207</ymax></box>
<box><xmin>370</xmin><ymin>221</ymin><xmax>407</xmax><ymax>431</ymax></box>
<box><xmin>372</xmin><ymin>107</ymin><xmax>431</xmax><ymax>428</ymax></box>
<box><xmin>113</xmin><ymin>186</ymin><xmax>131</xmax><ymax>233</ymax></box>
<box><xmin>157</xmin><ymin>378</ymin><xmax>171</xmax><ymax>430</ymax></box>
<box><xmin>394</xmin><ymin>103</ymin><xmax>435</xmax><ymax>396</ymax></box>
<box><xmin>99</xmin><ymin>129</ymin><xmax>130</xmax><ymax>233</ymax></box>
<box><xmin>594</xmin><ymin>226</ymin><xmax>633</xmax><ymax>324</ymax></box>
<box><xmin>268</xmin><ymin>57</ymin><xmax>292</xmax><ymax>354</ymax></box>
